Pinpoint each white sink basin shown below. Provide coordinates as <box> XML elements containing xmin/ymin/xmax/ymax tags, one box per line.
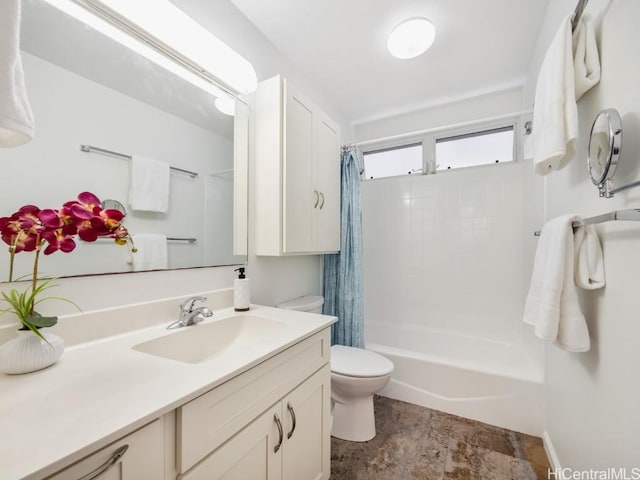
<box><xmin>132</xmin><ymin>315</ymin><xmax>287</xmax><ymax>364</ymax></box>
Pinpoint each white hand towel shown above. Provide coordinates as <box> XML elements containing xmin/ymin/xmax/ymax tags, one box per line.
<box><xmin>0</xmin><ymin>0</ymin><xmax>34</xmax><ymax>147</ymax></box>
<box><xmin>573</xmin><ymin>225</ymin><xmax>605</xmax><ymax>289</ymax></box>
<box><xmin>532</xmin><ymin>13</ymin><xmax>601</xmax><ymax>176</ymax></box>
<box><xmin>523</xmin><ymin>215</ymin><xmax>591</xmax><ymax>352</ymax></box>
<box><xmin>128</xmin><ymin>155</ymin><xmax>170</xmax><ymax>213</ymax></box>
<box><xmin>131</xmin><ymin>233</ymin><xmax>168</xmax><ymax>271</ymax></box>
<box><xmin>573</xmin><ymin>15</ymin><xmax>601</xmax><ymax>101</ymax></box>
<box><xmin>532</xmin><ymin>15</ymin><xmax>578</xmax><ymax>176</ymax></box>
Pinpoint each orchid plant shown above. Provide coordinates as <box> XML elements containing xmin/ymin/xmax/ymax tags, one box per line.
<box><xmin>0</xmin><ymin>192</ymin><xmax>135</xmax><ymax>341</ymax></box>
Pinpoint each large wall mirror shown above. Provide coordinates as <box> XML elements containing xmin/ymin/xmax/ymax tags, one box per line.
<box><xmin>0</xmin><ymin>0</ymin><xmax>249</xmax><ymax>281</ymax></box>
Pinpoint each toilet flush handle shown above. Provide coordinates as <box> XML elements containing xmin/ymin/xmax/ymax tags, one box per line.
<box><xmin>286</xmin><ymin>402</ymin><xmax>297</xmax><ymax>439</ymax></box>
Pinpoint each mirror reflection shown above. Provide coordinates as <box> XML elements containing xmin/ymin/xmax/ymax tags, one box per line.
<box><xmin>0</xmin><ymin>0</ymin><xmax>248</xmax><ymax>281</ymax></box>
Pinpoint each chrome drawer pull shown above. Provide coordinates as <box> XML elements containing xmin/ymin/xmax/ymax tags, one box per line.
<box><xmin>286</xmin><ymin>402</ymin><xmax>297</xmax><ymax>439</ymax></box>
<box><xmin>313</xmin><ymin>190</ymin><xmax>319</xmax><ymax>208</ymax></box>
<box><xmin>274</xmin><ymin>413</ymin><xmax>284</xmax><ymax>453</ymax></box>
<box><xmin>319</xmin><ymin>192</ymin><xmax>325</xmax><ymax>210</ymax></box>
<box><xmin>77</xmin><ymin>444</ymin><xmax>129</xmax><ymax>480</ymax></box>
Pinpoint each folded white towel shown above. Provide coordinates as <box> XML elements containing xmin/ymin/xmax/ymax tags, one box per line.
<box><xmin>131</xmin><ymin>233</ymin><xmax>168</xmax><ymax>271</ymax></box>
<box><xmin>573</xmin><ymin>225</ymin><xmax>605</xmax><ymax>289</ymax></box>
<box><xmin>128</xmin><ymin>155</ymin><xmax>170</xmax><ymax>213</ymax></box>
<box><xmin>532</xmin><ymin>13</ymin><xmax>601</xmax><ymax>176</ymax></box>
<box><xmin>0</xmin><ymin>0</ymin><xmax>34</xmax><ymax>147</ymax></box>
<box><xmin>523</xmin><ymin>215</ymin><xmax>591</xmax><ymax>352</ymax></box>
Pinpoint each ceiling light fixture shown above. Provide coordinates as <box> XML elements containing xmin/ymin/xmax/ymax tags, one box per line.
<box><xmin>387</xmin><ymin>17</ymin><xmax>436</xmax><ymax>59</ymax></box>
<box><xmin>41</xmin><ymin>0</ymin><xmax>257</xmax><ymax>98</ymax></box>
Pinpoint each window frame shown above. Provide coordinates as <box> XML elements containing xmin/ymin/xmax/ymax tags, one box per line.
<box><xmin>360</xmin><ymin>114</ymin><xmax>525</xmax><ymax>181</ymax></box>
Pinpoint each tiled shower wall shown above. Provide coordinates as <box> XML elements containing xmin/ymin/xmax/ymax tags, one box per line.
<box><xmin>362</xmin><ymin>161</ymin><xmax>539</xmax><ymax>347</ymax></box>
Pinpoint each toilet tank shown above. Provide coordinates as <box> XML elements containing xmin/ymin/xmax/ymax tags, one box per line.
<box><xmin>276</xmin><ymin>295</ymin><xmax>324</xmax><ymax>314</ymax></box>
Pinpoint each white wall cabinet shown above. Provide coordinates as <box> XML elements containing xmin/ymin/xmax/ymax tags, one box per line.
<box><xmin>256</xmin><ymin>75</ymin><xmax>341</xmax><ymax>256</ymax></box>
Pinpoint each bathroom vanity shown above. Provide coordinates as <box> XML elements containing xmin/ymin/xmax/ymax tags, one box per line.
<box><xmin>0</xmin><ymin>292</ymin><xmax>335</xmax><ymax>480</ymax></box>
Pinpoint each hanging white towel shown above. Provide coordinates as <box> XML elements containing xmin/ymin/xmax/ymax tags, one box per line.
<box><xmin>573</xmin><ymin>225</ymin><xmax>605</xmax><ymax>289</ymax></box>
<box><xmin>573</xmin><ymin>15</ymin><xmax>601</xmax><ymax>101</ymax></box>
<box><xmin>532</xmin><ymin>13</ymin><xmax>601</xmax><ymax>176</ymax></box>
<box><xmin>131</xmin><ymin>233</ymin><xmax>168</xmax><ymax>271</ymax></box>
<box><xmin>0</xmin><ymin>0</ymin><xmax>34</xmax><ymax>147</ymax></box>
<box><xmin>523</xmin><ymin>215</ymin><xmax>591</xmax><ymax>352</ymax></box>
<box><xmin>128</xmin><ymin>155</ymin><xmax>170</xmax><ymax>213</ymax></box>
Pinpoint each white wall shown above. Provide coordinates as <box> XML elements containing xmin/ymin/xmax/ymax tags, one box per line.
<box><xmin>357</xmin><ymin>87</ymin><xmax>543</xmax><ymax>366</ymax></box>
<box><xmin>525</xmin><ymin>0</ymin><xmax>640</xmax><ymax>468</ymax></box>
<box><xmin>353</xmin><ymin>87</ymin><xmax>524</xmax><ymax>142</ymax></box>
<box><xmin>362</xmin><ymin>162</ymin><xmax>539</xmax><ymax>349</ymax></box>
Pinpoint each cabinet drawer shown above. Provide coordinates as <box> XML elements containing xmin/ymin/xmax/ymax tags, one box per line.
<box><xmin>177</xmin><ymin>328</ymin><xmax>330</xmax><ymax>473</ymax></box>
<box><xmin>46</xmin><ymin>419</ymin><xmax>164</xmax><ymax>480</ymax></box>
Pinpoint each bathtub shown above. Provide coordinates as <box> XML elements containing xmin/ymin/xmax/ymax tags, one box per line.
<box><xmin>366</xmin><ymin>322</ymin><xmax>544</xmax><ymax>436</ymax></box>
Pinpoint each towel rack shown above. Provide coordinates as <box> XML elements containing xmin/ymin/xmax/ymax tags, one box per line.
<box><xmin>95</xmin><ymin>237</ymin><xmax>197</xmax><ymax>244</ymax></box>
<box><xmin>534</xmin><ymin>208</ymin><xmax>640</xmax><ymax>236</ymax></box>
<box><xmin>571</xmin><ymin>0</ymin><xmax>589</xmax><ymax>31</ymax></box>
<box><xmin>210</xmin><ymin>168</ymin><xmax>234</xmax><ymax>177</ymax></box>
<box><xmin>80</xmin><ymin>145</ymin><xmax>198</xmax><ymax>178</ymax></box>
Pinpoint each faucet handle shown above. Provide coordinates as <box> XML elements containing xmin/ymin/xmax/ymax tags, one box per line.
<box><xmin>180</xmin><ymin>296</ymin><xmax>207</xmax><ymax>312</ymax></box>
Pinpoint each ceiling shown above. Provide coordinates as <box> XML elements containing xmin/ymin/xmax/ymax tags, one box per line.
<box><xmin>229</xmin><ymin>0</ymin><xmax>550</xmax><ymax>124</ymax></box>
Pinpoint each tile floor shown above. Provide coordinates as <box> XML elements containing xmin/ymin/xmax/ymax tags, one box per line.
<box><xmin>331</xmin><ymin>396</ymin><xmax>550</xmax><ymax>480</ymax></box>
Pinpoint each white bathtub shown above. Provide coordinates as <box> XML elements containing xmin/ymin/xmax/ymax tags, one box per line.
<box><xmin>366</xmin><ymin>322</ymin><xmax>544</xmax><ymax>436</ymax></box>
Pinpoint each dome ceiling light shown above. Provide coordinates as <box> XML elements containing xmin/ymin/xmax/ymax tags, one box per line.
<box><xmin>387</xmin><ymin>17</ymin><xmax>436</xmax><ymax>59</ymax></box>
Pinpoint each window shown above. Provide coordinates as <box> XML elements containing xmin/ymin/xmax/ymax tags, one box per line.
<box><xmin>360</xmin><ymin>117</ymin><xmax>520</xmax><ymax>180</ymax></box>
<box><xmin>362</xmin><ymin>143</ymin><xmax>422</xmax><ymax>179</ymax></box>
<box><xmin>435</xmin><ymin>126</ymin><xmax>514</xmax><ymax>171</ymax></box>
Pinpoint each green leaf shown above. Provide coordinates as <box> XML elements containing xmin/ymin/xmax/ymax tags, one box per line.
<box><xmin>25</xmin><ymin>314</ymin><xmax>58</xmax><ymax>328</ymax></box>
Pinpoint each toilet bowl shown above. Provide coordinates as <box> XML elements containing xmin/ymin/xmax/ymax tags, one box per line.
<box><xmin>276</xmin><ymin>295</ymin><xmax>394</xmax><ymax>442</ymax></box>
<box><xmin>330</xmin><ymin>345</ymin><xmax>393</xmax><ymax>441</ymax></box>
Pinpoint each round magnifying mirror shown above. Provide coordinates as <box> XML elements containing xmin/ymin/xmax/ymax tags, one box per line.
<box><xmin>588</xmin><ymin>108</ymin><xmax>622</xmax><ymax>188</ymax></box>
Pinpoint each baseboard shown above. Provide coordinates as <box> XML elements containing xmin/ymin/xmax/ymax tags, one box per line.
<box><xmin>543</xmin><ymin>430</ymin><xmax>561</xmax><ymax>470</ymax></box>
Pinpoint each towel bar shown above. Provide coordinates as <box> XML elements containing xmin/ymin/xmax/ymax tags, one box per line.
<box><xmin>534</xmin><ymin>208</ymin><xmax>640</xmax><ymax>236</ymax></box>
<box><xmin>80</xmin><ymin>144</ymin><xmax>198</xmax><ymax>178</ymax></box>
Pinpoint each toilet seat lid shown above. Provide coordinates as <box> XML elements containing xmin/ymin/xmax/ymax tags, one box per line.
<box><xmin>331</xmin><ymin>345</ymin><xmax>394</xmax><ymax>377</ymax></box>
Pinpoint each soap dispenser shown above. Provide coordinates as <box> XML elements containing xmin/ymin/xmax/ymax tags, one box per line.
<box><xmin>234</xmin><ymin>267</ymin><xmax>250</xmax><ymax>311</ymax></box>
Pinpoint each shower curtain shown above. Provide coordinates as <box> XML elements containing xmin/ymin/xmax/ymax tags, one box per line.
<box><xmin>323</xmin><ymin>147</ymin><xmax>364</xmax><ymax>348</ymax></box>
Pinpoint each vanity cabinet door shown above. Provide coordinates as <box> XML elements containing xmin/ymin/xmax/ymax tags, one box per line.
<box><xmin>281</xmin><ymin>364</ymin><xmax>331</xmax><ymax>480</ymax></box>
<box><xmin>179</xmin><ymin>404</ymin><xmax>283</xmax><ymax>480</ymax></box>
<box><xmin>46</xmin><ymin>419</ymin><xmax>164</xmax><ymax>480</ymax></box>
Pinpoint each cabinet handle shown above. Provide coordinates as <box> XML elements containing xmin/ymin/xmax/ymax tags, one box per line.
<box><xmin>319</xmin><ymin>192</ymin><xmax>325</xmax><ymax>210</ymax></box>
<box><xmin>274</xmin><ymin>413</ymin><xmax>284</xmax><ymax>453</ymax></box>
<box><xmin>286</xmin><ymin>402</ymin><xmax>297</xmax><ymax>439</ymax></box>
<box><xmin>313</xmin><ymin>190</ymin><xmax>319</xmax><ymax>208</ymax></box>
<box><xmin>77</xmin><ymin>444</ymin><xmax>129</xmax><ymax>480</ymax></box>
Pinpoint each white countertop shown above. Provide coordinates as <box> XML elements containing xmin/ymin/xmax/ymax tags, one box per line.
<box><xmin>0</xmin><ymin>304</ymin><xmax>335</xmax><ymax>480</ymax></box>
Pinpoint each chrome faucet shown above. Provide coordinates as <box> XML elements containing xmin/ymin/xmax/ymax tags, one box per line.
<box><xmin>167</xmin><ymin>296</ymin><xmax>213</xmax><ymax>330</ymax></box>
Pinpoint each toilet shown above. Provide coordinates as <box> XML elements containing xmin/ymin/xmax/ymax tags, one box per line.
<box><xmin>276</xmin><ymin>295</ymin><xmax>394</xmax><ymax>442</ymax></box>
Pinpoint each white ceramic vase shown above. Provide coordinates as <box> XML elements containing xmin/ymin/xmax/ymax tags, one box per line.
<box><xmin>0</xmin><ymin>329</ymin><xmax>64</xmax><ymax>375</ymax></box>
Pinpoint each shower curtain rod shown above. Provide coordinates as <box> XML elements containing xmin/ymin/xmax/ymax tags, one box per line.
<box><xmin>572</xmin><ymin>0</ymin><xmax>589</xmax><ymax>31</ymax></box>
<box><xmin>347</xmin><ymin>110</ymin><xmax>532</xmax><ymax>150</ymax></box>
